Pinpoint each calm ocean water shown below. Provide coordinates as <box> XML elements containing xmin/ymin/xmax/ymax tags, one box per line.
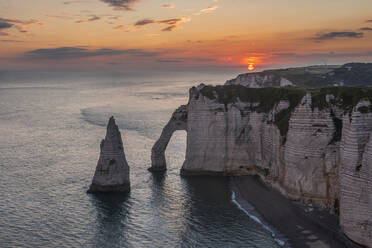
<box><xmin>0</xmin><ymin>70</ymin><xmax>282</xmax><ymax>248</ymax></box>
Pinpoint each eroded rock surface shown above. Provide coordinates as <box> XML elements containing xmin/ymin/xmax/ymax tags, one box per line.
<box><xmin>152</xmin><ymin>84</ymin><xmax>372</xmax><ymax>246</ymax></box>
<box><xmin>149</xmin><ymin>105</ymin><xmax>187</xmax><ymax>172</ymax></box>
<box><xmin>340</xmin><ymin>101</ymin><xmax>372</xmax><ymax>247</ymax></box>
<box><xmin>88</xmin><ymin>116</ymin><xmax>130</xmax><ymax>193</ymax></box>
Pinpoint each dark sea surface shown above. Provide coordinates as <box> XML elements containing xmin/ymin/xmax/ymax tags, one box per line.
<box><xmin>0</xmin><ymin>70</ymin><xmax>282</xmax><ymax>248</ymax></box>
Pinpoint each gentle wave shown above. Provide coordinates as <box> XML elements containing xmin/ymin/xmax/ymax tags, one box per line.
<box><xmin>0</xmin><ymin>86</ymin><xmax>68</xmax><ymax>91</ymax></box>
<box><xmin>0</xmin><ymin>77</ymin><xmax>283</xmax><ymax>248</ymax></box>
<box><xmin>231</xmin><ymin>191</ymin><xmax>286</xmax><ymax>247</ymax></box>
<box><xmin>80</xmin><ymin>108</ymin><xmax>110</xmax><ymax>127</ymax></box>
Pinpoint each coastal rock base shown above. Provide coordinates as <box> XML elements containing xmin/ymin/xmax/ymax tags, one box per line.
<box><xmin>88</xmin><ymin>183</ymin><xmax>130</xmax><ymax>193</ymax></box>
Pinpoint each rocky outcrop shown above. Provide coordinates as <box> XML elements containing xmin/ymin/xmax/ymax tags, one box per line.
<box><xmin>88</xmin><ymin>116</ymin><xmax>130</xmax><ymax>193</ymax></box>
<box><xmin>280</xmin><ymin>77</ymin><xmax>293</xmax><ymax>86</ymax></box>
<box><xmin>149</xmin><ymin>105</ymin><xmax>187</xmax><ymax>172</ymax></box>
<box><xmin>152</xmin><ymin>84</ymin><xmax>372</xmax><ymax>246</ymax></box>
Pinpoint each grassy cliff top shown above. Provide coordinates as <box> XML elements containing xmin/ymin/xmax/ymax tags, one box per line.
<box><xmin>309</xmin><ymin>86</ymin><xmax>372</xmax><ymax>112</ymax></box>
<box><xmin>200</xmin><ymin>85</ymin><xmax>372</xmax><ymax>112</ymax></box>
<box><xmin>200</xmin><ymin>85</ymin><xmax>306</xmax><ymax>112</ymax></box>
<box><xmin>199</xmin><ymin>85</ymin><xmax>372</xmax><ymax>140</ymax></box>
<box><xmin>199</xmin><ymin>85</ymin><xmax>307</xmax><ymax>139</ymax></box>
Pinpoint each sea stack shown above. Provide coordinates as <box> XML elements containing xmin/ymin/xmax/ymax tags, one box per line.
<box><xmin>88</xmin><ymin>116</ymin><xmax>130</xmax><ymax>193</ymax></box>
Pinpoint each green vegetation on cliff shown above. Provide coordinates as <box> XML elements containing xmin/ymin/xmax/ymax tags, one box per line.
<box><xmin>310</xmin><ymin>86</ymin><xmax>372</xmax><ymax>112</ymax></box>
<box><xmin>200</xmin><ymin>85</ymin><xmax>306</xmax><ymax>138</ymax></box>
<box><xmin>200</xmin><ymin>85</ymin><xmax>306</xmax><ymax>112</ymax></box>
<box><xmin>199</xmin><ymin>85</ymin><xmax>372</xmax><ymax>140</ymax></box>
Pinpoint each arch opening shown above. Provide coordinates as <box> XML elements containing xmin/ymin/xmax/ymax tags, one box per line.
<box><xmin>165</xmin><ymin>130</ymin><xmax>187</xmax><ymax>171</ymax></box>
<box><xmin>149</xmin><ymin>105</ymin><xmax>187</xmax><ymax>172</ymax></box>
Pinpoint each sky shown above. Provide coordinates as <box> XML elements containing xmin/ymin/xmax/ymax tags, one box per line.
<box><xmin>1</xmin><ymin>0</ymin><xmax>372</xmax><ymax>72</ymax></box>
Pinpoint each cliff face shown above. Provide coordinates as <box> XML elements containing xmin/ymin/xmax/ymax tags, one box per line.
<box><xmin>182</xmin><ymin>86</ymin><xmax>342</xmax><ymax>209</ymax></box>
<box><xmin>340</xmin><ymin>101</ymin><xmax>372</xmax><ymax>246</ymax></box>
<box><xmin>225</xmin><ymin>72</ymin><xmax>293</xmax><ymax>88</ymax></box>
<box><xmin>151</xmin><ymin>85</ymin><xmax>372</xmax><ymax>247</ymax></box>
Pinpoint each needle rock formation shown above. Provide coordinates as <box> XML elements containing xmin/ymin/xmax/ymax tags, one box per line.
<box><xmin>88</xmin><ymin>116</ymin><xmax>130</xmax><ymax>193</ymax></box>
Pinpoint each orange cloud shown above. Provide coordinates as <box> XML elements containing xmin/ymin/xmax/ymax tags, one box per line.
<box><xmin>75</xmin><ymin>15</ymin><xmax>101</xmax><ymax>24</ymax></box>
<box><xmin>162</xmin><ymin>4</ymin><xmax>174</xmax><ymax>8</ymax></box>
<box><xmin>130</xmin><ymin>17</ymin><xmax>189</xmax><ymax>32</ymax></box>
<box><xmin>0</xmin><ymin>18</ymin><xmax>43</xmax><ymax>35</ymax></box>
<box><xmin>194</xmin><ymin>5</ymin><xmax>218</xmax><ymax>16</ymax></box>
<box><xmin>100</xmin><ymin>0</ymin><xmax>140</xmax><ymax>11</ymax></box>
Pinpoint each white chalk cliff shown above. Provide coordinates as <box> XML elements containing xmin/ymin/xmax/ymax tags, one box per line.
<box><xmin>88</xmin><ymin>116</ymin><xmax>130</xmax><ymax>193</ymax></box>
<box><xmin>150</xmin><ymin>84</ymin><xmax>372</xmax><ymax>247</ymax></box>
<box><xmin>225</xmin><ymin>72</ymin><xmax>293</xmax><ymax>88</ymax></box>
<box><xmin>340</xmin><ymin>100</ymin><xmax>372</xmax><ymax>246</ymax></box>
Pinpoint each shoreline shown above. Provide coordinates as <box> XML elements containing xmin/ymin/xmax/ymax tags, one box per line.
<box><xmin>231</xmin><ymin>190</ymin><xmax>287</xmax><ymax>247</ymax></box>
<box><xmin>231</xmin><ymin>175</ymin><xmax>362</xmax><ymax>248</ymax></box>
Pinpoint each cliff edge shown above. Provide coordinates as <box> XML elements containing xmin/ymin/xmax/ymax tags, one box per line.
<box><xmin>152</xmin><ymin>84</ymin><xmax>372</xmax><ymax>247</ymax></box>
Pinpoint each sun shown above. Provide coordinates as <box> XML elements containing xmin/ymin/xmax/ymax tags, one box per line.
<box><xmin>243</xmin><ymin>57</ymin><xmax>258</xmax><ymax>71</ymax></box>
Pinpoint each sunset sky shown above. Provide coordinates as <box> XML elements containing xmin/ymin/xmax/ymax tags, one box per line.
<box><xmin>1</xmin><ymin>0</ymin><xmax>372</xmax><ymax>71</ymax></box>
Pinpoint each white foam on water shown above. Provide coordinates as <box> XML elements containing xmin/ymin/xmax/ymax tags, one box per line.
<box><xmin>231</xmin><ymin>191</ymin><xmax>286</xmax><ymax>247</ymax></box>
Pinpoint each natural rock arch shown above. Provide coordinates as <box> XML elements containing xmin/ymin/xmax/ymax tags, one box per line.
<box><xmin>149</xmin><ymin>105</ymin><xmax>187</xmax><ymax>172</ymax></box>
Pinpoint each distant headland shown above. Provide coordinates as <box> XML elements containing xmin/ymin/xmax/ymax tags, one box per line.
<box><xmin>226</xmin><ymin>63</ymin><xmax>372</xmax><ymax>88</ymax></box>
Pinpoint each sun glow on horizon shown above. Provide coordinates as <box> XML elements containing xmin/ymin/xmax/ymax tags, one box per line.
<box><xmin>243</xmin><ymin>57</ymin><xmax>259</xmax><ymax>71</ymax></box>
<box><xmin>1</xmin><ymin>1</ymin><xmax>372</xmax><ymax>70</ymax></box>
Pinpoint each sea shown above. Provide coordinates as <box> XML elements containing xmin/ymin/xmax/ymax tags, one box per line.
<box><xmin>0</xmin><ymin>69</ymin><xmax>283</xmax><ymax>248</ymax></box>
